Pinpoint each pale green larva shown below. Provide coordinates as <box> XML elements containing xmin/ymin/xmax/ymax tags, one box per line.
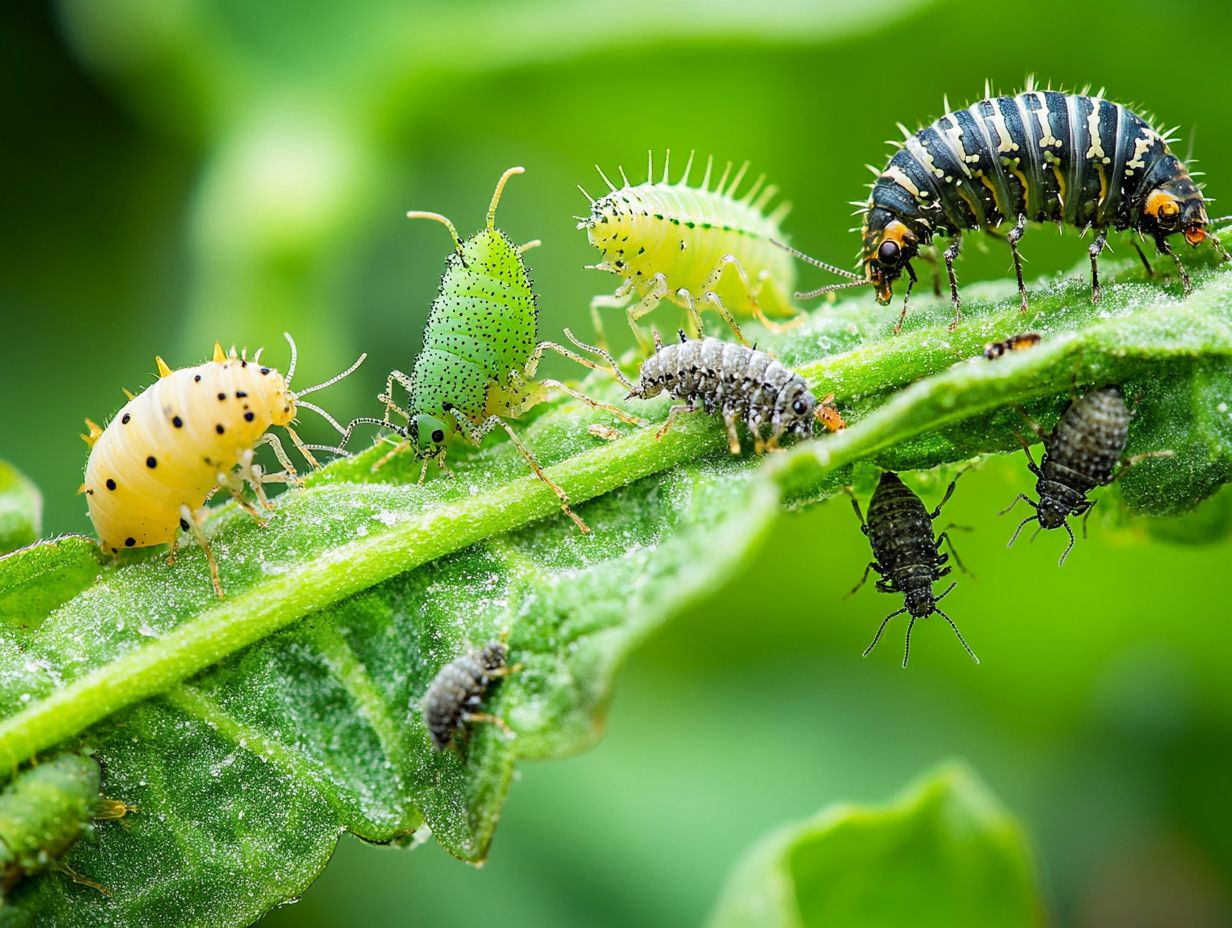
<box><xmin>578</xmin><ymin>151</ymin><xmax>798</xmax><ymax>348</ymax></box>
<box><xmin>339</xmin><ymin>167</ymin><xmax>644</xmax><ymax>534</ymax></box>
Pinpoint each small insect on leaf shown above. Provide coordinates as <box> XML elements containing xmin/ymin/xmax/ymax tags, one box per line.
<box><xmin>579</xmin><ymin>150</ymin><xmax>799</xmax><ymax>349</ymax></box>
<box><xmin>424</xmin><ymin>640</ymin><xmax>521</xmax><ymax>751</ymax></box>
<box><xmin>983</xmin><ymin>332</ymin><xmax>1041</xmax><ymax>360</ymax></box>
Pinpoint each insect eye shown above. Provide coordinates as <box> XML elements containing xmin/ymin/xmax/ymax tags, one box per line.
<box><xmin>431</xmin><ymin>429</ymin><xmax>445</xmax><ymax>443</ymax></box>
<box><xmin>791</xmin><ymin>399</ymin><xmax>808</xmax><ymax>415</ymax></box>
<box><xmin>877</xmin><ymin>240</ymin><xmax>901</xmax><ymax>264</ymax></box>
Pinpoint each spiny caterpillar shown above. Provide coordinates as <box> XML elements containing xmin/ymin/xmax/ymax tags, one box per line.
<box><xmin>81</xmin><ymin>336</ymin><xmax>365</xmax><ymax>596</ymax></box>
<box><xmin>848</xmin><ymin>472</ymin><xmax>977</xmax><ymax>668</ymax></box>
<box><xmin>578</xmin><ymin>151</ymin><xmax>796</xmax><ymax>348</ymax></box>
<box><xmin>424</xmin><ymin>640</ymin><xmax>520</xmax><ymax>751</ymax></box>
<box><xmin>569</xmin><ymin>329</ymin><xmax>844</xmax><ymax>454</ymax></box>
<box><xmin>338</xmin><ymin>167</ymin><xmax>642</xmax><ymax>534</ymax></box>
<box><xmin>1003</xmin><ymin>386</ymin><xmax>1171</xmax><ymax>564</ymax></box>
<box><xmin>0</xmin><ymin>752</ymin><xmax>131</xmax><ymax>898</ymax></box>
<box><xmin>783</xmin><ymin>82</ymin><xmax>1229</xmax><ymax>331</ymax></box>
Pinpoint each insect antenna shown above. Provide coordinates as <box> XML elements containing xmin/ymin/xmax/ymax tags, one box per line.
<box><xmin>562</xmin><ymin>327</ymin><xmax>634</xmax><ymax>390</ymax></box>
<box><xmin>772</xmin><ymin>240</ymin><xmax>863</xmax><ymax>279</ymax></box>
<box><xmin>295</xmin><ymin>400</ymin><xmax>349</xmax><ymax>436</ymax></box>
<box><xmin>862</xmin><ymin>605</ymin><xmax>907</xmax><ymax>658</ymax></box>
<box><xmin>291</xmin><ymin>349</ymin><xmax>367</xmax><ymax>398</ymax></box>
<box><xmin>486</xmin><ymin>166</ymin><xmax>525</xmax><ymax>229</ymax></box>
<box><xmin>1057</xmin><ymin>521</ymin><xmax>1077</xmax><ymax>566</ymax></box>
<box><xmin>335</xmin><ymin>415</ymin><xmax>407</xmax><ymax>451</ymax></box>
<box><xmin>283</xmin><ymin>332</ymin><xmax>300</xmax><ymax>386</ymax></box>
<box><xmin>934</xmin><ymin>608</ymin><xmax>979</xmax><ymax>665</ymax></box>
<box><xmin>796</xmin><ymin>279</ymin><xmax>872</xmax><ymax>299</ymax></box>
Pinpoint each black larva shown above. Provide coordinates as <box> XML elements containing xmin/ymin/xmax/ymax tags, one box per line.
<box><xmin>783</xmin><ymin>86</ymin><xmax>1228</xmax><ymax>330</ymax></box>
<box><xmin>568</xmin><ymin>329</ymin><xmax>841</xmax><ymax>453</ymax></box>
<box><xmin>424</xmin><ymin>641</ymin><xmax>516</xmax><ymax>750</ymax></box>
<box><xmin>849</xmin><ymin>471</ymin><xmax>978</xmax><ymax>667</ymax></box>
<box><xmin>1003</xmin><ymin>385</ymin><xmax>1169</xmax><ymax>564</ymax></box>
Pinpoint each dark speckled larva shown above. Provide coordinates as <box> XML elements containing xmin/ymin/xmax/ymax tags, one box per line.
<box><xmin>849</xmin><ymin>471</ymin><xmax>978</xmax><ymax>668</ymax></box>
<box><xmin>424</xmin><ymin>641</ymin><xmax>518</xmax><ymax>751</ymax></box>
<box><xmin>567</xmin><ymin>328</ymin><xmax>843</xmax><ymax>454</ymax></box>
<box><xmin>1003</xmin><ymin>385</ymin><xmax>1169</xmax><ymax>564</ymax></box>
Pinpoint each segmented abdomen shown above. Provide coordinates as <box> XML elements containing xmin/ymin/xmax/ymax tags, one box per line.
<box><xmin>874</xmin><ymin>92</ymin><xmax>1172</xmax><ymax>234</ymax></box>
<box><xmin>84</xmin><ymin>360</ymin><xmax>284</xmax><ymax>552</ymax></box>
<box><xmin>1042</xmin><ymin>386</ymin><xmax>1128</xmax><ymax>492</ymax></box>
<box><xmin>583</xmin><ymin>174</ymin><xmax>795</xmax><ymax>317</ymax></box>
<box><xmin>635</xmin><ymin>336</ymin><xmax>815</xmax><ymax>437</ymax></box>
<box><xmin>865</xmin><ymin>473</ymin><xmax>939</xmax><ymax>589</ymax></box>
<box><xmin>410</xmin><ymin>232</ymin><xmax>537</xmax><ymax>423</ymax></box>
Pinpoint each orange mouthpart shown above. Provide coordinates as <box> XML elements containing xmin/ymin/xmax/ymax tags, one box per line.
<box><xmin>1185</xmin><ymin>227</ymin><xmax>1207</xmax><ymax>246</ymax></box>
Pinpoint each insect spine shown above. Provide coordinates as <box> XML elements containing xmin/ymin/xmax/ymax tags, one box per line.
<box><xmin>782</xmin><ymin>85</ymin><xmax>1228</xmax><ymax>331</ymax></box>
<box><xmin>424</xmin><ymin>640</ymin><xmax>521</xmax><ymax>751</ymax></box>
<box><xmin>848</xmin><ymin>471</ymin><xmax>977</xmax><ymax>667</ymax></box>
<box><xmin>80</xmin><ymin>335</ymin><xmax>365</xmax><ymax>596</ymax></box>
<box><xmin>579</xmin><ymin>150</ymin><xmax>797</xmax><ymax>349</ymax></box>
<box><xmin>566</xmin><ymin>328</ymin><xmax>842</xmax><ymax>454</ymax></box>
<box><xmin>1003</xmin><ymin>385</ymin><xmax>1171</xmax><ymax>564</ymax></box>
<box><xmin>337</xmin><ymin>166</ymin><xmax>642</xmax><ymax>535</ymax></box>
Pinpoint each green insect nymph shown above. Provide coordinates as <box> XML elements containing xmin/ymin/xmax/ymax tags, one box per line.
<box><xmin>341</xmin><ymin>167</ymin><xmax>643</xmax><ymax>533</ymax></box>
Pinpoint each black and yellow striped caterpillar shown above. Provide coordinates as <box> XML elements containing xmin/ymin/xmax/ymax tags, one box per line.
<box><xmin>784</xmin><ymin>84</ymin><xmax>1228</xmax><ymax>330</ymax></box>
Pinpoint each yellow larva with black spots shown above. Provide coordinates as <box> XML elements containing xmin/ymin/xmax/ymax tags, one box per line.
<box><xmin>80</xmin><ymin>336</ymin><xmax>364</xmax><ymax>596</ymax></box>
<box><xmin>578</xmin><ymin>151</ymin><xmax>796</xmax><ymax>348</ymax></box>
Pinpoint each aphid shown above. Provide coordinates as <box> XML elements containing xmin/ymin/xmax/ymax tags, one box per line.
<box><xmin>783</xmin><ymin>84</ymin><xmax>1229</xmax><ymax>330</ymax></box>
<box><xmin>848</xmin><ymin>471</ymin><xmax>978</xmax><ymax>667</ymax></box>
<box><xmin>0</xmin><ymin>752</ymin><xmax>129</xmax><ymax>898</ymax></box>
<box><xmin>984</xmin><ymin>332</ymin><xmax>1041</xmax><ymax>359</ymax></box>
<box><xmin>570</xmin><ymin>328</ymin><xmax>843</xmax><ymax>454</ymax></box>
<box><xmin>338</xmin><ymin>167</ymin><xmax>641</xmax><ymax>534</ymax></box>
<box><xmin>579</xmin><ymin>151</ymin><xmax>796</xmax><ymax>348</ymax></box>
<box><xmin>424</xmin><ymin>640</ymin><xmax>520</xmax><ymax>751</ymax></box>
<box><xmin>1003</xmin><ymin>385</ymin><xmax>1170</xmax><ymax>564</ymax></box>
<box><xmin>81</xmin><ymin>336</ymin><xmax>365</xmax><ymax>596</ymax></box>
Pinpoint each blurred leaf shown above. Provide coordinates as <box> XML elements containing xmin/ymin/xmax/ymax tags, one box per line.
<box><xmin>706</xmin><ymin>762</ymin><xmax>1042</xmax><ymax>928</ymax></box>
<box><xmin>0</xmin><ymin>462</ymin><xmax>41</xmax><ymax>555</ymax></box>
<box><xmin>0</xmin><ymin>255</ymin><xmax>1230</xmax><ymax>926</ymax></box>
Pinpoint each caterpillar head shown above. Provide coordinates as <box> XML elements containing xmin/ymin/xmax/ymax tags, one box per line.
<box><xmin>1141</xmin><ymin>175</ymin><xmax>1209</xmax><ymax>246</ymax></box>
<box><xmin>409</xmin><ymin>414</ymin><xmax>449</xmax><ymax>457</ymax></box>
<box><xmin>862</xmin><ymin>213</ymin><xmax>920</xmax><ymax>305</ymax></box>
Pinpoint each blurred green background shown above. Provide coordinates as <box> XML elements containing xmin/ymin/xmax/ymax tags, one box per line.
<box><xmin>4</xmin><ymin>0</ymin><xmax>1232</xmax><ymax>924</ymax></box>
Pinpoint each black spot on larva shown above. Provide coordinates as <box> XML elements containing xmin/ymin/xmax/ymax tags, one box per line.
<box><xmin>87</xmin><ymin>488</ymin><xmax>94</xmax><ymax>495</ymax></box>
<box><xmin>194</xmin><ymin>374</ymin><xmax>202</xmax><ymax>382</ymax></box>
<box><xmin>124</xmin><ymin>537</ymin><xmax>135</xmax><ymax>548</ymax></box>
<box><xmin>217</xmin><ymin>392</ymin><xmax>226</xmax><ymax>401</ymax></box>
<box><xmin>172</xmin><ymin>415</ymin><xmax>183</xmax><ymax>428</ymax></box>
<box><xmin>260</xmin><ymin>368</ymin><xmax>270</xmax><ymax>375</ymax></box>
<box><xmin>236</xmin><ymin>391</ymin><xmax>248</xmax><ymax>398</ymax></box>
<box><xmin>146</xmin><ymin>456</ymin><xmax>157</xmax><ymax>469</ymax></box>
<box><xmin>244</xmin><ymin>411</ymin><xmax>255</xmax><ymax>422</ymax></box>
<box><xmin>180</xmin><ymin>517</ymin><xmax>189</xmax><ymax>531</ymax></box>
<box><xmin>105</xmin><ymin>478</ymin><xmax>117</xmax><ymax>491</ymax></box>
<box><xmin>215</xmin><ymin>424</ymin><xmax>225</xmax><ymax>434</ymax></box>
<box><xmin>121</xmin><ymin>413</ymin><xmax>131</xmax><ymax>424</ymax></box>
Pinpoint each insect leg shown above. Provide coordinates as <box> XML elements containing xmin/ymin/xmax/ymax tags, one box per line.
<box><xmin>942</xmin><ymin>236</ymin><xmax>963</xmax><ymax>328</ymax></box>
<box><xmin>460</xmin><ymin>711</ymin><xmax>514</xmax><ymax>739</ymax></box>
<box><xmin>844</xmin><ymin>562</ymin><xmax>878</xmax><ymax>600</ymax></box>
<box><xmin>1155</xmin><ymin>236</ymin><xmax>1192</xmax><ymax>294</ymax></box>
<box><xmin>655</xmin><ymin>404</ymin><xmax>693</xmax><ymax>442</ymax></box>
<box><xmin>1130</xmin><ymin>237</ymin><xmax>1155</xmax><ymax>277</ymax></box>
<box><xmin>1079</xmin><ymin>499</ymin><xmax>1097</xmax><ymax>539</ymax></box>
<box><xmin>893</xmin><ymin>262</ymin><xmax>919</xmax><ymax>335</ymax></box>
<box><xmin>589</xmin><ymin>287</ymin><xmax>634</xmax><ymax>354</ymax></box>
<box><xmin>561</xmin><ymin>328</ymin><xmax>636</xmax><ymax>390</ymax></box>
<box><xmin>928</xmin><ymin>468</ymin><xmax>970</xmax><ymax>519</ymax></box>
<box><xmin>843</xmin><ymin>485</ymin><xmax>869</xmax><ymax>533</ymax></box>
<box><xmin>999</xmin><ymin>493</ymin><xmax>1037</xmax><ymax>517</ymax></box>
<box><xmin>538</xmin><ymin>378</ymin><xmax>645</xmax><ymax>426</ymax></box>
<box><xmin>1112</xmin><ymin>447</ymin><xmax>1175</xmax><ymax>480</ymax></box>
<box><xmin>53</xmin><ymin>861</ymin><xmax>111</xmax><ymax>898</ymax></box>
<box><xmin>1006</xmin><ymin>214</ymin><xmax>1029</xmax><ymax>313</ymax></box>
<box><xmin>1006</xmin><ymin>511</ymin><xmax>1039</xmax><ymax>549</ymax></box>
<box><xmin>722</xmin><ymin>408</ymin><xmax>743</xmax><ymax>455</ymax></box>
<box><xmin>180</xmin><ymin>504</ymin><xmax>223</xmax><ymax>597</ymax></box>
<box><xmin>625</xmin><ymin>273</ymin><xmax>671</xmax><ymax>352</ymax></box>
<box><xmin>862</xmin><ymin>606</ymin><xmax>907</xmax><ymax>658</ymax></box>
<box><xmin>1088</xmin><ymin>228</ymin><xmax>1109</xmax><ymax>305</ymax></box>
<box><xmin>257</xmin><ymin>432</ymin><xmax>301</xmax><ymax>484</ymax></box>
<box><xmin>381</xmin><ymin>370</ymin><xmax>415</xmax><ymax>425</ymax></box>
<box><xmin>700</xmin><ymin>254</ymin><xmax>798</xmax><ymax>336</ymax></box>
<box><xmin>281</xmin><ymin>426</ymin><xmax>320</xmax><ymax>470</ymax></box>
<box><xmin>933</xmin><ymin>605</ymin><xmax>979</xmax><ymax>665</ymax></box>
<box><xmin>235</xmin><ymin>449</ymin><xmax>276</xmax><ymax>511</ymax></box>
<box><xmin>489</xmin><ymin>417</ymin><xmax>589</xmax><ymax>534</ymax></box>
<box><xmin>934</xmin><ymin>529</ymin><xmax>973</xmax><ymax>577</ymax></box>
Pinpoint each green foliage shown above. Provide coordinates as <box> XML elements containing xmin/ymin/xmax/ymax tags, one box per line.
<box><xmin>706</xmin><ymin>763</ymin><xmax>1040</xmax><ymax>928</ymax></box>
<box><xmin>0</xmin><ymin>463</ymin><xmax>41</xmax><ymax>556</ymax></box>
<box><xmin>0</xmin><ymin>254</ymin><xmax>1229</xmax><ymax>926</ymax></box>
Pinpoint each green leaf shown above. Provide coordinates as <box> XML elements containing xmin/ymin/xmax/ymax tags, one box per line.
<box><xmin>705</xmin><ymin>762</ymin><xmax>1041</xmax><ymax>928</ymax></box>
<box><xmin>0</xmin><ymin>253</ymin><xmax>1229</xmax><ymax>926</ymax></box>
<box><xmin>0</xmin><ymin>463</ymin><xmax>41</xmax><ymax>556</ymax></box>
